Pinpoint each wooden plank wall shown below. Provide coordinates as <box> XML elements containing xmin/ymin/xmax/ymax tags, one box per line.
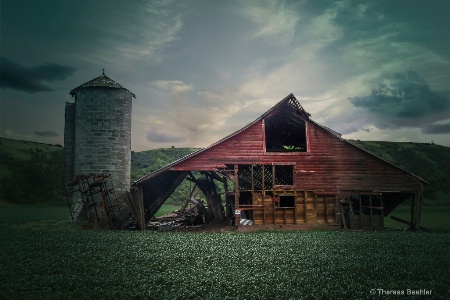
<box><xmin>172</xmin><ymin>118</ymin><xmax>423</xmax><ymax>193</ymax></box>
<box><xmin>252</xmin><ymin>191</ymin><xmax>337</xmax><ymax>225</ymax></box>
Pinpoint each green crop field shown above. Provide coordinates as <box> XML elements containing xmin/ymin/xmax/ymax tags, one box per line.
<box><xmin>1</xmin><ymin>226</ymin><xmax>449</xmax><ymax>299</ymax></box>
<box><xmin>0</xmin><ymin>205</ymin><xmax>449</xmax><ymax>299</ymax></box>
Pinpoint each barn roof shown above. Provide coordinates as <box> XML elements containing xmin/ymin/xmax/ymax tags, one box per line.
<box><xmin>70</xmin><ymin>72</ymin><xmax>135</xmax><ymax>97</ymax></box>
<box><xmin>134</xmin><ymin>93</ymin><xmax>427</xmax><ymax>186</ymax></box>
<box><xmin>133</xmin><ymin>93</ymin><xmax>304</xmax><ymax>184</ymax></box>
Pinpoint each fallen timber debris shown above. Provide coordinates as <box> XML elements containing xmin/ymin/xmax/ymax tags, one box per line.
<box><xmin>147</xmin><ymin>197</ymin><xmax>209</xmax><ymax>230</ymax></box>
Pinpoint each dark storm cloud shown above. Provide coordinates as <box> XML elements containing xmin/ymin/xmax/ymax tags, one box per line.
<box><xmin>349</xmin><ymin>71</ymin><xmax>450</xmax><ymax>129</ymax></box>
<box><xmin>34</xmin><ymin>130</ymin><xmax>60</xmax><ymax>137</ymax></box>
<box><xmin>0</xmin><ymin>57</ymin><xmax>76</xmax><ymax>93</ymax></box>
<box><xmin>146</xmin><ymin>130</ymin><xmax>186</xmax><ymax>143</ymax></box>
<box><xmin>422</xmin><ymin>123</ymin><xmax>450</xmax><ymax>134</ymax></box>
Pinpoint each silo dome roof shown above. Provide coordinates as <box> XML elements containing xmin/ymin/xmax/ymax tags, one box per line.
<box><xmin>70</xmin><ymin>73</ymin><xmax>135</xmax><ymax>97</ymax></box>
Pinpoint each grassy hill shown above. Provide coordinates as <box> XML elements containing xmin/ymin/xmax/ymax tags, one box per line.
<box><xmin>131</xmin><ymin>147</ymin><xmax>199</xmax><ymax>183</ymax></box>
<box><xmin>0</xmin><ymin>138</ymin><xmax>62</xmax><ymax>176</ymax></box>
<box><xmin>1</xmin><ymin>137</ymin><xmax>449</xmax><ymax>205</ymax></box>
<box><xmin>0</xmin><ymin>138</ymin><xmax>64</xmax><ymax>204</ymax></box>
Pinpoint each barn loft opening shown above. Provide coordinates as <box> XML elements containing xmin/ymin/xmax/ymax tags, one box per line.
<box><xmin>264</xmin><ymin>107</ymin><xmax>307</xmax><ymax>152</ymax></box>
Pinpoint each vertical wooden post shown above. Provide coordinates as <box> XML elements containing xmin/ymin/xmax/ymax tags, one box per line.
<box><xmin>416</xmin><ymin>194</ymin><xmax>422</xmax><ymax>230</ymax></box>
<box><xmin>340</xmin><ymin>200</ymin><xmax>347</xmax><ymax>230</ymax></box>
<box><xmin>251</xmin><ymin>165</ymin><xmax>254</xmax><ymax>223</ymax></box>
<box><xmin>262</xmin><ymin>165</ymin><xmax>265</xmax><ymax>224</ymax></box>
<box><xmin>272</xmin><ymin>165</ymin><xmax>276</xmax><ymax>187</ymax></box>
<box><xmin>335</xmin><ymin>196</ymin><xmax>340</xmax><ymax>225</ymax></box>
<box><xmin>224</xmin><ymin>176</ymin><xmax>230</xmax><ymax>220</ymax></box>
<box><xmin>369</xmin><ymin>195</ymin><xmax>373</xmax><ymax>228</ymax></box>
<box><xmin>251</xmin><ymin>165</ymin><xmax>254</xmax><ymax>192</ymax></box>
<box><xmin>234</xmin><ymin>165</ymin><xmax>240</xmax><ymax>228</ymax></box>
<box><xmin>294</xmin><ymin>190</ymin><xmax>297</xmax><ymax>225</ymax></box>
<box><xmin>359</xmin><ymin>195</ymin><xmax>362</xmax><ymax>229</ymax></box>
<box><xmin>304</xmin><ymin>190</ymin><xmax>307</xmax><ymax>222</ymax></box>
<box><xmin>272</xmin><ymin>165</ymin><xmax>276</xmax><ymax>225</ymax></box>
<box><xmin>324</xmin><ymin>195</ymin><xmax>328</xmax><ymax>224</ymax></box>
<box><xmin>137</xmin><ymin>186</ymin><xmax>145</xmax><ymax>230</ymax></box>
<box><xmin>416</xmin><ymin>183</ymin><xmax>424</xmax><ymax>230</ymax></box>
<box><xmin>129</xmin><ymin>185</ymin><xmax>145</xmax><ymax>231</ymax></box>
<box><xmin>410</xmin><ymin>194</ymin><xmax>416</xmax><ymax>230</ymax></box>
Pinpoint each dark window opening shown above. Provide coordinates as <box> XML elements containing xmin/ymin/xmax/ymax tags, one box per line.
<box><xmin>237</xmin><ymin>164</ymin><xmax>295</xmax><ymax>191</ymax></box>
<box><xmin>349</xmin><ymin>194</ymin><xmax>383</xmax><ymax>216</ymax></box>
<box><xmin>349</xmin><ymin>195</ymin><xmax>361</xmax><ymax>215</ymax></box>
<box><xmin>344</xmin><ymin>193</ymin><xmax>384</xmax><ymax>229</ymax></box>
<box><xmin>238</xmin><ymin>191</ymin><xmax>253</xmax><ymax>220</ymax></box>
<box><xmin>279</xmin><ymin>195</ymin><xmax>295</xmax><ymax>208</ymax></box>
<box><xmin>265</xmin><ymin>110</ymin><xmax>307</xmax><ymax>152</ymax></box>
<box><xmin>263</xmin><ymin>165</ymin><xmax>273</xmax><ymax>189</ymax></box>
<box><xmin>275</xmin><ymin>165</ymin><xmax>294</xmax><ymax>185</ymax></box>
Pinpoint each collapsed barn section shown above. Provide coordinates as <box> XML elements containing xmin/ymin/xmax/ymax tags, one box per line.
<box><xmin>129</xmin><ymin>94</ymin><xmax>426</xmax><ymax>230</ymax></box>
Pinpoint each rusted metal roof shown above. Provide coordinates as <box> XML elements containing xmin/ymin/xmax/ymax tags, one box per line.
<box><xmin>70</xmin><ymin>72</ymin><xmax>135</xmax><ymax>97</ymax></box>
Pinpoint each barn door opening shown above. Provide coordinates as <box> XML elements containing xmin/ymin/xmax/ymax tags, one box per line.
<box><xmin>339</xmin><ymin>193</ymin><xmax>384</xmax><ymax>229</ymax></box>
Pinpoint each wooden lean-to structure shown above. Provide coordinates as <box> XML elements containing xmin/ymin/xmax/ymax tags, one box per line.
<box><xmin>129</xmin><ymin>94</ymin><xmax>426</xmax><ymax>230</ymax></box>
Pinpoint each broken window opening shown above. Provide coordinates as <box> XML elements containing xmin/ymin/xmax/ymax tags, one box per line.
<box><xmin>278</xmin><ymin>195</ymin><xmax>295</xmax><ymax>208</ymax></box>
<box><xmin>274</xmin><ymin>165</ymin><xmax>294</xmax><ymax>186</ymax></box>
<box><xmin>238</xmin><ymin>164</ymin><xmax>294</xmax><ymax>191</ymax></box>
<box><xmin>264</xmin><ymin>110</ymin><xmax>307</xmax><ymax>152</ymax></box>
<box><xmin>349</xmin><ymin>194</ymin><xmax>383</xmax><ymax>216</ymax></box>
<box><xmin>344</xmin><ymin>193</ymin><xmax>384</xmax><ymax>229</ymax></box>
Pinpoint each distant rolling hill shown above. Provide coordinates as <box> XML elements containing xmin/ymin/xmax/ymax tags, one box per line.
<box><xmin>1</xmin><ymin>137</ymin><xmax>449</xmax><ymax>205</ymax></box>
<box><xmin>130</xmin><ymin>147</ymin><xmax>199</xmax><ymax>183</ymax></box>
<box><xmin>0</xmin><ymin>137</ymin><xmax>64</xmax><ymax>204</ymax></box>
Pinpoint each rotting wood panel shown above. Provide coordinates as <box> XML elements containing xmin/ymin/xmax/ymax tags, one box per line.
<box><xmin>252</xmin><ymin>191</ymin><xmax>337</xmax><ymax>225</ymax></box>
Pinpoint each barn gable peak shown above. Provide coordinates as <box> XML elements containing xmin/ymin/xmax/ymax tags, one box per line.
<box><xmin>264</xmin><ymin>93</ymin><xmax>311</xmax><ymax>120</ymax></box>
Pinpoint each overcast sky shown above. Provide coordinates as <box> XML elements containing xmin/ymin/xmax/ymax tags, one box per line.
<box><xmin>1</xmin><ymin>0</ymin><xmax>449</xmax><ymax>151</ymax></box>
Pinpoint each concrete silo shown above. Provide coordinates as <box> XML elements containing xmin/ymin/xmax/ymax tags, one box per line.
<box><xmin>64</xmin><ymin>71</ymin><xmax>134</xmax><ymax>222</ymax></box>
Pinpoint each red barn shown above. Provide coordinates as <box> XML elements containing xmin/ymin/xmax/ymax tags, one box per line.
<box><xmin>130</xmin><ymin>94</ymin><xmax>426</xmax><ymax>230</ymax></box>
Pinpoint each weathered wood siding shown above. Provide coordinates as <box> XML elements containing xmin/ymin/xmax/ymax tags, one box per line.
<box><xmin>173</xmin><ymin>118</ymin><xmax>422</xmax><ymax>193</ymax></box>
<box><xmin>173</xmin><ymin>120</ymin><xmax>266</xmax><ymax>169</ymax></box>
<box><xmin>252</xmin><ymin>191</ymin><xmax>337</xmax><ymax>225</ymax></box>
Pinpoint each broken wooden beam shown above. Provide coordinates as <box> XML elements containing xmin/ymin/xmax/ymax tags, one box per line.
<box><xmin>390</xmin><ymin>216</ymin><xmax>430</xmax><ymax>232</ymax></box>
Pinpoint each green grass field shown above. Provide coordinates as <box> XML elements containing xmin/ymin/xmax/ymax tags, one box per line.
<box><xmin>0</xmin><ymin>204</ymin><xmax>449</xmax><ymax>299</ymax></box>
<box><xmin>0</xmin><ymin>205</ymin><xmax>69</xmax><ymax>224</ymax></box>
<box><xmin>1</xmin><ymin>224</ymin><xmax>449</xmax><ymax>299</ymax></box>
